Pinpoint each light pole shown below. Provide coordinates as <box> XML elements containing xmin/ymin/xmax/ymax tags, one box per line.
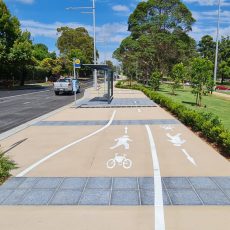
<box><xmin>214</xmin><ymin>0</ymin><xmax>221</xmax><ymax>85</ymax></box>
<box><xmin>66</xmin><ymin>0</ymin><xmax>97</xmax><ymax>89</ymax></box>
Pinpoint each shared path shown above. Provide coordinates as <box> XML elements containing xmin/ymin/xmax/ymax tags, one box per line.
<box><xmin>0</xmin><ymin>85</ymin><xmax>229</xmax><ymax>230</ymax></box>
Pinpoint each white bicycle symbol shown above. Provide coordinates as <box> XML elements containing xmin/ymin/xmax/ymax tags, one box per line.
<box><xmin>106</xmin><ymin>153</ymin><xmax>132</xmax><ymax>169</ymax></box>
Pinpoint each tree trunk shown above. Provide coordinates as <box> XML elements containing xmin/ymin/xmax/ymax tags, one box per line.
<box><xmin>20</xmin><ymin>68</ymin><xmax>27</xmax><ymax>86</ymax></box>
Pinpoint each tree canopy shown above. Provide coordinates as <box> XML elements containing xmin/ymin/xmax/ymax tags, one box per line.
<box><xmin>113</xmin><ymin>0</ymin><xmax>196</xmax><ymax>82</ymax></box>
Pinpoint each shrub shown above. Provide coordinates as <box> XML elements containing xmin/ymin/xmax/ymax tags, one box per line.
<box><xmin>116</xmin><ymin>82</ymin><xmax>230</xmax><ymax>157</ymax></box>
<box><xmin>0</xmin><ymin>150</ymin><xmax>17</xmax><ymax>184</ymax></box>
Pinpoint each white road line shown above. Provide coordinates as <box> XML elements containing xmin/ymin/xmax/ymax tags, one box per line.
<box><xmin>138</xmin><ymin>109</ymin><xmax>141</xmax><ymax>113</ymax></box>
<box><xmin>181</xmin><ymin>149</ymin><xmax>197</xmax><ymax>166</ymax></box>
<box><xmin>0</xmin><ymin>89</ymin><xmax>50</xmax><ymax>100</ymax></box>
<box><xmin>145</xmin><ymin>125</ymin><xmax>165</xmax><ymax>230</ymax></box>
<box><xmin>16</xmin><ymin>110</ymin><xmax>117</xmax><ymax>177</ymax></box>
<box><xmin>23</xmin><ymin>102</ymin><xmax>30</xmax><ymax>105</ymax></box>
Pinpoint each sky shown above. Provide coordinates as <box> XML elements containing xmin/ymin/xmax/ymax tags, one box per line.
<box><xmin>4</xmin><ymin>0</ymin><xmax>230</xmax><ymax>63</ymax></box>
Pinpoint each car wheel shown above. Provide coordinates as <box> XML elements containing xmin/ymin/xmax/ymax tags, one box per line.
<box><xmin>55</xmin><ymin>91</ymin><xmax>59</xmax><ymax>95</ymax></box>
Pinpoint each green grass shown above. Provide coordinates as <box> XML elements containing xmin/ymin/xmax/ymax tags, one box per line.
<box><xmin>158</xmin><ymin>84</ymin><xmax>230</xmax><ymax>130</ymax></box>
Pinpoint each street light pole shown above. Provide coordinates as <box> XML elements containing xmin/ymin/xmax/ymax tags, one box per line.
<box><xmin>214</xmin><ymin>0</ymin><xmax>221</xmax><ymax>85</ymax></box>
<box><xmin>92</xmin><ymin>0</ymin><xmax>97</xmax><ymax>89</ymax></box>
<box><xmin>66</xmin><ymin>0</ymin><xmax>97</xmax><ymax>89</ymax></box>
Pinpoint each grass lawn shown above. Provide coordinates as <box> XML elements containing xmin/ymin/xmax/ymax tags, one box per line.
<box><xmin>158</xmin><ymin>84</ymin><xmax>230</xmax><ymax>130</ymax></box>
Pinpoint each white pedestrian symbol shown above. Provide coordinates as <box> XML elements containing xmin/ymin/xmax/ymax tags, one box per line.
<box><xmin>161</xmin><ymin>125</ymin><xmax>174</xmax><ymax>130</ymax></box>
<box><xmin>106</xmin><ymin>153</ymin><xmax>132</xmax><ymax>169</ymax></box>
<box><xmin>110</xmin><ymin>135</ymin><xmax>132</xmax><ymax>150</ymax></box>
<box><xmin>167</xmin><ymin>133</ymin><xmax>186</xmax><ymax>146</ymax></box>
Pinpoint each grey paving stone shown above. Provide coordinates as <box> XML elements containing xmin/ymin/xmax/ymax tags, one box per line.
<box><xmin>188</xmin><ymin>177</ymin><xmax>219</xmax><ymax>190</ymax></box>
<box><xmin>18</xmin><ymin>177</ymin><xmax>39</xmax><ymax>189</ymax></box>
<box><xmin>138</xmin><ymin>177</ymin><xmax>154</xmax><ymax>190</ymax></box>
<box><xmin>60</xmin><ymin>178</ymin><xmax>87</xmax><ymax>190</ymax></box>
<box><xmin>163</xmin><ymin>177</ymin><xmax>192</xmax><ymax>189</ymax></box>
<box><xmin>0</xmin><ymin>189</ymin><xmax>13</xmax><ymax>204</ymax></box>
<box><xmin>20</xmin><ymin>189</ymin><xmax>55</xmax><ymax>205</ymax></box>
<box><xmin>33</xmin><ymin>178</ymin><xmax>63</xmax><ymax>189</ymax></box>
<box><xmin>167</xmin><ymin>189</ymin><xmax>202</xmax><ymax>205</ymax></box>
<box><xmin>49</xmin><ymin>190</ymin><xmax>82</xmax><ymax>205</ymax></box>
<box><xmin>140</xmin><ymin>190</ymin><xmax>171</xmax><ymax>205</ymax></box>
<box><xmin>225</xmin><ymin>190</ymin><xmax>230</xmax><ymax>199</ymax></box>
<box><xmin>79</xmin><ymin>189</ymin><xmax>110</xmax><ymax>205</ymax></box>
<box><xmin>196</xmin><ymin>190</ymin><xmax>230</xmax><ymax>205</ymax></box>
<box><xmin>111</xmin><ymin>190</ymin><xmax>139</xmax><ymax>205</ymax></box>
<box><xmin>2</xmin><ymin>189</ymin><xmax>27</xmax><ymax>205</ymax></box>
<box><xmin>87</xmin><ymin>177</ymin><xmax>111</xmax><ymax>189</ymax></box>
<box><xmin>0</xmin><ymin>177</ymin><xmax>25</xmax><ymax>189</ymax></box>
<box><xmin>113</xmin><ymin>178</ymin><xmax>137</xmax><ymax>190</ymax></box>
<box><xmin>212</xmin><ymin>177</ymin><xmax>230</xmax><ymax>190</ymax></box>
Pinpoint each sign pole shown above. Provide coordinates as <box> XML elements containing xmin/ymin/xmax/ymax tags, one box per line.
<box><xmin>73</xmin><ymin>59</ymin><xmax>77</xmax><ymax>106</ymax></box>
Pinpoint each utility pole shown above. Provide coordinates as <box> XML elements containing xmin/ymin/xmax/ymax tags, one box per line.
<box><xmin>214</xmin><ymin>0</ymin><xmax>221</xmax><ymax>85</ymax></box>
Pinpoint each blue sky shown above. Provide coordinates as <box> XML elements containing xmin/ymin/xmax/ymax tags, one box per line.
<box><xmin>4</xmin><ymin>0</ymin><xmax>230</xmax><ymax>63</ymax></box>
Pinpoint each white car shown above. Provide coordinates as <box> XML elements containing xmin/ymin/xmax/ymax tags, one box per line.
<box><xmin>53</xmin><ymin>78</ymin><xmax>80</xmax><ymax>95</ymax></box>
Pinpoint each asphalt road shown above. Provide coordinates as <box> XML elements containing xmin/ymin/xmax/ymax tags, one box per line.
<box><xmin>0</xmin><ymin>80</ymin><xmax>93</xmax><ymax>134</ymax></box>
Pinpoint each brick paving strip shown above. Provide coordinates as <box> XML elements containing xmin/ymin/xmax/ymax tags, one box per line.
<box><xmin>34</xmin><ymin>119</ymin><xmax>180</xmax><ymax>126</ymax></box>
<box><xmin>0</xmin><ymin>177</ymin><xmax>230</xmax><ymax>206</ymax></box>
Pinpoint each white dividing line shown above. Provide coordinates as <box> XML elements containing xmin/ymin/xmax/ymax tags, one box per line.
<box><xmin>0</xmin><ymin>89</ymin><xmax>50</xmax><ymax>100</ymax></box>
<box><xmin>16</xmin><ymin>110</ymin><xmax>117</xmax><ymax>177</ymax></box>
<box><xmin>145</xmin><ymin>125</ymin><xmax>165</xmax><ymax>230</ymax></box>
<box><xmin>23</xmin><ymin>102</ymin><xmax>31</xmax><ymax>105</ymax></box>
<box><xmin>181</xmin><ymin>149</ymin><xmax>197</xmax><ymax>166</ymax></box>
<box><xmin>125</xmin><ymin>126</ymin><xmax>128</xmax><ymax>134</ymax></box>
<box><xmin>138</xmin><ymin>109</ymin><xmax>141</xmax><ymax>113</ymax></box>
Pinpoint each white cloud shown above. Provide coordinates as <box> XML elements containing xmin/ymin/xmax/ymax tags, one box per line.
<box><xmin>190</xmin><ymin>24</ymin><xmax>230</xmax><ymax>41</ymax></box>
<box><xmin>16</xmin><ymin>0</ymin><xmax>34</xmax><ymax>4</ymax></box>
<box><xmin>112</xmin><ymin>5</ymin><xmax>130</xmax><ymax>12</ymax></box>
<box><xmin>183</xmin><ymin>0</ymin><xmax>230</xmax><ymax>6</ymax></box>
<box><xmin>20</xmin><ymin>20</ymin><xmax>129</xmax><ymax>61</ymax></box>
<box><xmin>192</xmin><ymin>10</ymin><xmax>230</xmax><ymax>23</ymax></box>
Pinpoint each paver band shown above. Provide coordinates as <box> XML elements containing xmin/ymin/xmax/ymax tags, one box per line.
<box><xmin>1</xmin><ymin>177</ymin><xmax>230</xmax><ymax>206</ymax></box>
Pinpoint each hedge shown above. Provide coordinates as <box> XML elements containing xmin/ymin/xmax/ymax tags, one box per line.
<box><xmin>116</xmin><ymin>81</ymin><xmax>230</xmax><ymax>157</ymax></box>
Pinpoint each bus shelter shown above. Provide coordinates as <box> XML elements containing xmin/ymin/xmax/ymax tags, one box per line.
<box><xmin>82</xmin><ymin>64</ymin><xmax>113</xmax><ymax>104</ymax></box>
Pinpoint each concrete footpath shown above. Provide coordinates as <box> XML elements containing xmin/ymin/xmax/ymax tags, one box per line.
<box><xmin>0</xmin><ymin>85</ymin><xmax>229</xmax><ymax>230</ymax></box>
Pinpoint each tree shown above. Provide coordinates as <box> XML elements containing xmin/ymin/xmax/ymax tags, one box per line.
<box><xmin>128</xmin><ymin>0</ymin><xmax>195</xmax><ymax>37</ymax></box>
<box><xmin>57</xmin><ymin>27</ymin><xmax>97</xmax><ymax>62</ymax></box>
<box><xmin>170</xmin><ymin>63</ymin><xmax>187</xmax><ymax>95</ymax></box>
<box><xmin>198</xmin><ymin>35</ymin><xmax>215</xmax><ymax>62</ymax></box>
<box><xmin>0</xmin><ymin>0</ymin><xmax>20</xmax><ymax>78</ymax></box>
<box><xmin>33</xmin><ymin>43</ymin><xmax>55</xmax><ymax>61</ymax></box>
<box><xmin>219</xmin><ymin>60</ymin><xmax>230</xmax><ymax>84</ymax></box>
<box><xmin>218</xmin><ymin>36</ymin><xmax>230</xmax><ymax>83</ymax></box>
<box><xmin>9</xmin><ymin>31</ymin><xmax>33</xmax><ymax>86</ymax></box>
<box><xmin>190</xmin><ymin>58</ymin><xmax>213</xmax><ymax>106</ymax></box>
<box><xmin>150</xmin><ymin>71</ymin><xmax>162</xmax><ymax>91</ymax></box>
<box><xmin>113</xmin><ymin>0</ymin><xmax>196</xmax><ymax>83</ymax></box>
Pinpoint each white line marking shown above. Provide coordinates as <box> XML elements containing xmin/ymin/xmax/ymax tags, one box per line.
<box><xmin>125</xmin><ymin>126</ymin><xmax>128</xmax><ymax>134</ymax></box>
<box><xmin>0</xmin><ymin>90</ymin><xmax>50</xmax><ymax>100</ymax></box>
<box><xmin>145</xmin><ymin>125</ymin><xmax>165</xmax><ymax>230</ymax></box>
<box><xmin>23</xmin><ymin>102</ymin><xmax>30</xmax><ymax>105</ymax></box>
<box><xmin>181</xmin><ymin>149</ymin><xmax>197</xmax><ymax>166</ymax></box>
<box><xmin>16</xmin><ymin>110</ymin><xmax>116</xmax><ymax>177</ymax></box>
<box><xmin>138</xmin><ymin>109</ymin><xmax>141</xmax><ymax>113</ymax></box>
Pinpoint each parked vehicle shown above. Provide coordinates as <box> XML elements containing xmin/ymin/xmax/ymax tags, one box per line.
<box><xmin>53</xmin><ymin>78</ymin><xmax>80</xmax><ymax>95</ymax></box>
<box><xmin>215</xmin><ymin>85</ymin><xmax>230</xmax><ymax>90</ymax></box>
